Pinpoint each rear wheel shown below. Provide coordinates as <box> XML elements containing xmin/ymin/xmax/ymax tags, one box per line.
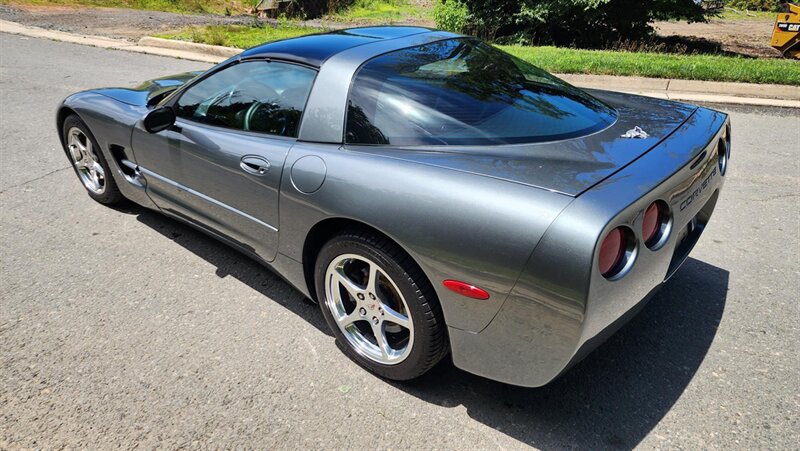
<box><xmin>315</xmin><ymin>229</ymin><xmax>448</xmax><ymax>381</ymax></box>
<box><xmin>62</xmin><ymin>114</ymin><xmax>124</xmax><ymax>205</ymax></box>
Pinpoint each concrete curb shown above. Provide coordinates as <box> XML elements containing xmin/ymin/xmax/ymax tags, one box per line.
<box><xmin>137</xmin><ymin>36</ymin><xmax>239</xmax><ymax>58</ymax></box>
<box><xmin>556</xmin><ymin>74</ymin><xmax>800</xmax><ymax>101</ymax></box>
<box><xmin>0</xmin><ymin>19</ymin><xmax>223</xmax><ymax>64</ymax></box>
<box><xmin>1</xmin><ymin>19</ymin><xmax>798</xmax><ymax>108</ymax></box>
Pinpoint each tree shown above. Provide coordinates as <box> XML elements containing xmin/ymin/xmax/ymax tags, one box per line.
<box><xmin>437</xmin><ymin>0</ymin><xmax>710</xmax><ymax>47</ymax></box>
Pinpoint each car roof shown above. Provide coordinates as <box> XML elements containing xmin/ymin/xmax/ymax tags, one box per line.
<box><xmin>239</xmin><ymin>26</ymin><xmax>435</xmax><ymax>67</ymax></box>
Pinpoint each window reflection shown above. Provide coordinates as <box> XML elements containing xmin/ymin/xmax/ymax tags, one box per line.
<box><xmin>176</xmin><ymin>61</ymin><xmax>315</xmax><ymax>138</ymax></box>
<box><xmin>346</xmin><ymin>39</ymin><xmax>617</xmax><ymax>146</ymax></box>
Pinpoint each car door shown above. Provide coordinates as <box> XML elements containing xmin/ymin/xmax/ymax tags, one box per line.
<box><xmin>131</xmin><ymin>60</ymin><xmax>317</xmax><ymax>262</ymax></box>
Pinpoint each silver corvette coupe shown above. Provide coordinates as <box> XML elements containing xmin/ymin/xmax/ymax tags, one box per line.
<box><xmin>57</xmin><ymin>27</ymin><xmax>730</xmax><ymax>387</ymax></box>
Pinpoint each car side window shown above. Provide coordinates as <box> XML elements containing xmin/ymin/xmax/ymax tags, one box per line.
<box><xmin>175</xmin><ymin>61</ymin><xmax>316</xmax><ymax>138</ymax></box>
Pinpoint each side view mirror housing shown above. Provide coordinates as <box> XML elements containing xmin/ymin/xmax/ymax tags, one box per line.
<box><xmin>143</xmin><ymin>106</ymin><xmax>176</xmax><ymax>134</ymax></box>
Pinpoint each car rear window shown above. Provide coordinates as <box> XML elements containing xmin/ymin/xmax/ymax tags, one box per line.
<box><xmin>345</xmin><ymin>38</ymin><xmax>617</xmax><ymax>146</ymax></box>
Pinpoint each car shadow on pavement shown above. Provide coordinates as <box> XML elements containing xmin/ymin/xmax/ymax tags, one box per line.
<box><xmin>397</xmin><ymin>257</ymin><xmax>729</xmax><ymax>450</ymax></box>
<box><xmin>132</xmin><ymin>205</ymin><xmax>727</xmax><ymax>450</ymax></box>
<box><xmin>132</xmin><ymin>206</ymin><xmax>332</xmax><ymax>337</ymax></box>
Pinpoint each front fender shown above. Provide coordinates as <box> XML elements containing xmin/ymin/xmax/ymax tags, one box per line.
<box><xmin>57</xmin><ymin>91</ymin><xmax>155</xmax><ymax>209</ymax></box>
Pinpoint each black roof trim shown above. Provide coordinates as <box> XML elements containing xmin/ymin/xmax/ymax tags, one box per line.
<box><xmin>239</xmin><ymin>26</ymin><xmax>434</xmax><ymax>67</ymax></box>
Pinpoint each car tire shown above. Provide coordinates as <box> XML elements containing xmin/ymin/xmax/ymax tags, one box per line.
<box><xmin>315</xmin><ymin>229</ymin><xmax>449</xmax><ymax>381</ymax></box>
<box><xmin>62</xmin><ymin>114</ymin><xmax>124</xmax><ymax>205</ymax></box>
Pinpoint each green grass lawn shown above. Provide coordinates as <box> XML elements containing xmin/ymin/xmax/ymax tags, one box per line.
<box><xmin>326</xmin><ymin>0</ymin><xmax>431</xmax><ymax>23</ymax></box>
<box><xmin>501</xmin><ymin>45</ymin><xmax>800</xmax><ymax>86</ymax></box>
<box><xmin>159</xmin><ymin>25</ymin><xmax>800</xmax><ymax>85</ymax></box>
<box><xmin>717</xmin><ymin>7</ymin><xmax>777</xmax><ymax>21</ymax></box>
<box><xmin>0</xmin><ymin>0</ymin><xmax>242</xmax><ymax>14</ymax></box>
<box><xmin>157</xmin><ymin>23</ymin><xmax>322</xmax><ymax>47</ymax></box>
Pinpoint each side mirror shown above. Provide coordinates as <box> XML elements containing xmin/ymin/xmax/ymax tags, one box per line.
<box><xmin>143</xmin><ymin>106</ymin><xmax>176</xmax><ymax>134</ymax></box>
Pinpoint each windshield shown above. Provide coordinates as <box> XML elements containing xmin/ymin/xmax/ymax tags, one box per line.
<box><xmin>345</xmin><ymin>38</ymin><xmax>617</xmax><ymax>146</ymax></box>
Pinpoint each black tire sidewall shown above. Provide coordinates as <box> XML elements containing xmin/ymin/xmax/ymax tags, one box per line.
<box><xmin>315</xmin><ymin>233</ymin><xmax>444</xmax><ymax>381</ymax></box>
<box><xmin>62</xmin><ymin>114</ymin><xmax>123</xmax><ymax>204</ymax></box>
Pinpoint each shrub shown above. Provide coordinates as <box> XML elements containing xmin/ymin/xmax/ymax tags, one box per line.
<box><xmin>459</xmin><ymin>0</ymin><xmax>711</xmax><ymax>46</ymax></box>
<box><xmin>278</xmin><ymin>0</ymin><xmax>355</xmax><ymax>19</ymax></box>
<box><xmin>433</xmin><ymin>0</ymin><xmax>470</xmax><ymax>33</ymax></box>
<box><xmin>725</xmin><ymin>0</ymin><xmax>782</xmax><ymax>12</ymax></box>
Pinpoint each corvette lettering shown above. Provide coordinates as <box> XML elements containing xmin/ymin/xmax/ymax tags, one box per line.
<box><xmin>680</xmin><ymin>166</ymin><xmax>717</xmax><ymax>211</ymax></box>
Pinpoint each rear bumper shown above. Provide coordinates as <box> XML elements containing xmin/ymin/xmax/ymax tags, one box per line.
<box><xmin>557</xmin><ymin>188</ymin><xmax>722</xmax><ymax>381</ymax></box>
<box><xmin>449</xmin><ymin>107</ymin><xmax>729</xmax><ymax>387</ymax></box>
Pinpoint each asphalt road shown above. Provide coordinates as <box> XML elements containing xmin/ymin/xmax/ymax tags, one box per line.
<box><xmin>1</xmin><ymin>33</ymin><xmax>798</xmax><ymax>450</ymax></box>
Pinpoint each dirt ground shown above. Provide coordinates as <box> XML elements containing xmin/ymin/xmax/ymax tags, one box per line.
<box><xmin>0</xmin><ymin>3</ymin><xmax>253</xmax><ymax>40</ymax></box>
<box><xmin>0</xmin><ymin>2</ymin><xmax>786</xmax><ymax>58</ymax></box>
<box><xmin>655</xmin><ymin>18</ymin><xmax>781</xmax><ymax>58</ymax></box>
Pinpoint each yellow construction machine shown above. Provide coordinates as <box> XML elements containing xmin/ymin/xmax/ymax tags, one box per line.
<box><xmin>771</xmin><ymin>2</ymin><xmax>800</xmax><ymax>58</ymax></box>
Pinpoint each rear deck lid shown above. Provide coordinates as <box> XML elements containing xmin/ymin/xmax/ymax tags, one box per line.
<box><xmin>351</xmin><ymin>89</ymin><xmax>696</xmax><ymax>196</ymax></box>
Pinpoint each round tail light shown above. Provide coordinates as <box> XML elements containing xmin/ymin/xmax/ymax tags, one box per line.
<box><xmin>642</xmin><ymin>200</ymin><xmax>670</xmax><ymax>249</ymax></box>
<box><xmin>599</xmin><ymin>227</ymin><xmax>634</xmax><ymax>279</ymax></box>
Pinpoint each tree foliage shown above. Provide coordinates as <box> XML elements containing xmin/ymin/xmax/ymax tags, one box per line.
<box><xmin>433</xmin><ymin>0</ymin><xmax>470</xmax><ymax>33</ymax></box>
<box><xmin>437</xmin><ymin>0</ymin><xmax>711</xmax><ymax>47</ymax></box>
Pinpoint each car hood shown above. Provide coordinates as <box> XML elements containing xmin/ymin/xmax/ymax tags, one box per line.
<box><xmin>352</xmin><ymin>89</ymin><xmax>698</xmax><ymax>197</ymax></box>
<box><xmin>93</xmin><ymin>71</ymin><xmax>204</xmax><ymax>106</ymax></box>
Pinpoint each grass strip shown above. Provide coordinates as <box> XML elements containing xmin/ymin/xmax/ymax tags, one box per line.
<box><xmin>502</xmin><ymin>45</ymin><xmax>800</xmax><ymax>86</ymax></box>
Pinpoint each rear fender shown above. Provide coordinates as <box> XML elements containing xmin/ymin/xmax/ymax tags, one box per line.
<box><xmin>277</xmin><ymin>142</ymin><xmax>574</xmax><ymax>332</ymax></box>
<box><xmin>449</xmin><ymin>106</ymin><xmax>728</xmax><ymax>387</ymax></box>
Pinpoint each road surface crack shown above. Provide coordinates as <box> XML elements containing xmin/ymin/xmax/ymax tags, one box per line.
<box><xmin>0</xmin><ymin>166</ymin><xmax>70</xmax><ymax>195</ymax></box>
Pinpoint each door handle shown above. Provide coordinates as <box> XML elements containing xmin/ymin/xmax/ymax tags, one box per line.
<box><xmin>240</xmin><ymin>155</ymin><xmax>270</xmax><ymax>176</ymax></box>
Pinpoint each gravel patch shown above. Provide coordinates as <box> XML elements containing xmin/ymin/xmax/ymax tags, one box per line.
<box><xmin>0</xmin><ymin>4</ymin><xmax>254</xmax><ymax>41</ymax></box>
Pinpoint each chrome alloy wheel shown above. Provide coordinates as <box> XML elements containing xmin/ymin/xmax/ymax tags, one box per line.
<box><xmin>67</xmin><ymin>127</ymin><xmax>105</xmax><ymax>194</ymax></box>
<box><xmin>324</xmin><ymin>254</ymin><xmax>414</xmax><ymax>365</ymax></box>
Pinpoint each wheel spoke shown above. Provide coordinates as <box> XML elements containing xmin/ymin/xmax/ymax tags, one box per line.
<box><xmin>89</xmin><ymin>166</ymin><xmax>101</xmax><ymax>188</ymax></box>
<box><xmin>366</xmin><ymin>262</ymin><xmax>379</xmax><ymax>294</ymax></box>
<box><xmin>68</xmin><ymin>133</ymin><xmax>78</xmax><ymax>148</ymax></box>
<box><xmin>84</xmin><ymin>139</ymin><xmax>93</xmax><ymax>159</ymax></box>
<box><xmin>68</xmin><ymin>135</ymin><xmax>85</xmax><ymax>161</ymax></box>
<box><xmin>337</xmin><ymin>310</ymin><xmax>362</xmax><ymax>328</ymax></box>
<box><xmin>334</xmin><ymin>268</ymin><xmax>363</xmax><ymax>302</ymax></box>
<box><xmin>372</xmin><ymin>322</ymin><xmax>390</xmax><ymax>359</ymax></box>
<box><xmin>381</xmin><ymin>303</ymin><xmax>411</xmax><ymax>330</ymax></box>
<box><xmin>68</xmin><ymin>141</ymin><xmax>82</xmax><ymax>161</ymax></box>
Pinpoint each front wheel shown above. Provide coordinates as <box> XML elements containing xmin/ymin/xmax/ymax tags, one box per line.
<box><xmin>62</xmin><ymin>114</ymin><xmax>124</xmax><ymax>205</ymax></box>
<box><xmin>315</xmin><ymin>229</ymin><xmax>449</xmax><ymax>381</ymax></box>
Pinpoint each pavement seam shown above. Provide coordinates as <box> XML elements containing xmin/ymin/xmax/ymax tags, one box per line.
<box><xmin>0</xmin><ymin>166</ymin><xmax>71</xmax><ymax>195</ymax></box>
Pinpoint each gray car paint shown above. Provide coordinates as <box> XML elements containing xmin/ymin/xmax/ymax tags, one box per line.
<box><xmin>450</xmin><ymin>107</ymin><xmax>728</xmax><ymax>386</ymax></box>
<box><xmin>349</xmin><ymin>90</ymin><xmax>697</xmax><ymax>196</ymax></box>
<box><xmin>131</xmin><ymin>120</ymin><xmax>291</xmax><ymax>262</ymax></box>
<box><xmin>93</xmin><ymin>71</ymin><xmax>203</xmax><ymax>106</ymax></box>
<box><xmin>56</xmin><ymin>28</ymin><xmax>729</xmax><ymax>387</ymax></box>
